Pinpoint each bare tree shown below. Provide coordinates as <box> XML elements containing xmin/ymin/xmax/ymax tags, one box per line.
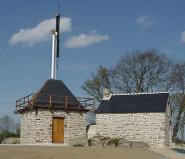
<box><xmin>0</xmin><ymin>115</ymin><xmax>16</xmax><ymax>133</ymax></box>
<box><xmin>81</xmin><ymin>65</ymin><xmax>112</xmax><ymax>101</ymax></box>
<box><xmin>170</xmin><ymin>62</ymin><xmax>185</xmax><ymax>142</ymax></box>
<box><xmin>111</xmin><ymin>49</ymin><xmax>172</xmax><ymax>93</ymax></box>
<box><xmin>0</xmin><ymin>115</ymin><xmax>20</xmax><ymax>143</ymax></box>
<box><xmin>172</xmin><ymin>95</ymin><xmax>185</xmax><ymax>142</ymax></box>
<box><xmin>170</xmin><ymin>62</ymin><xmax>185</xmax><ymax>94</ymax></box>
<box><xmin>82</xmin><ymin>49</ymin><xmax>172</xmax><ymax>100</ymax></box>
<box><xmin>180</xmin><ymin>112</ymin><xmax>185</xmax><ymax>143</ymax></box>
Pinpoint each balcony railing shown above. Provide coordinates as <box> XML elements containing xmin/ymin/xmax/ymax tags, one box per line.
<box><xmin>15</xmin><ymin>93</ymin><xmax>96</xmax><ymax>113</ymax></box>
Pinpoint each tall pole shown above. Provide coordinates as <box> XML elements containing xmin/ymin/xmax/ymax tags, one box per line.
<box><xmin>50</xmin><ymin>13</ymin><xmax>60</xmax><ymax>79</ymax></box>
<box><xmin>51</xmin><ymin>30</ymin><xmax>57</xmax><ymax>79</ymax></box>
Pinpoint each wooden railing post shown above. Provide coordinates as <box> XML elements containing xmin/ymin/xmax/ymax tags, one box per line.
<box><xmin>78</xmin><ymin>97</ymin><xmax>81</xmax><ymax>110</ymax></box>
<box><xmin>93</xmin><ymin>98</ymin><xmax>96</xmax><ymax>111</ymax></box>
<box><xmin>65</xmin><ymin>96</ymin><xmax>68</xmax><ymax>109</ymax></box>
<box><xmin>23</xmin><ymin>97</ymin><xmax>25</xmax><ymax>106</ymax></box>
<box><xmin>49</xmin><ymin>95</ymin><xmax>52</xmax><ymax>108</ymax></box>
<box><xmin>16</xmin><ymin>100</ymin><xmax>18</xmax><ymax>111</ymax></box>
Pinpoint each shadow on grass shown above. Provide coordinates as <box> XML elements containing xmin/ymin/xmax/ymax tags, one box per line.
<box><xmin>171</xmin><ymin>148</ymin><xmax>185</xmax><ymax>154</ymax></box>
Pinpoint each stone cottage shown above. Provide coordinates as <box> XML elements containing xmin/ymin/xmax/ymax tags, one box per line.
<box><xmin>15</xmin><ymin>79</ymin><xmax>94</xmax><ymax>144</ymax></box>
<box><xmin>95</xmin><ymin>90</ymin><xmax>172</xmax><ymax>147</ymax></box>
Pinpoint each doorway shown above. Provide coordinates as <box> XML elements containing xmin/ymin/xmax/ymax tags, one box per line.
<box><xmin>52</xmin><ymin>117</ymin><xmax>64</xmax><ymax>143</ymax></box>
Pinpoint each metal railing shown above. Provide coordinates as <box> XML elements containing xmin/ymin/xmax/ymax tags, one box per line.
<box><xmin>15</xmin><ymin>93</ymin><xmax>96</xmax><ymax>113</ymax></box>
<box><xmin>15</xmin><ymin>94</ymin><xmax>34</xmax><ymax>112</ymax></box>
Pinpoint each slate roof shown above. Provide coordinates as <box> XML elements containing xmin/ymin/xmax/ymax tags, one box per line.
<box><xmin>96</xmin><ymin>93</ymin><xmax>169</xmax><ymax>114</ymax></box>
<box><xmin>32</xmin><ymin>79</ymin><xmax>82</xmax><ymax>110</ymax></box>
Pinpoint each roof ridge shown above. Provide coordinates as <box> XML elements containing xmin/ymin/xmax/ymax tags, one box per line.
<box><xmin>112</xmin><ymin>92</ymin><xmax>169</xmax><ymax>96</ymax></box>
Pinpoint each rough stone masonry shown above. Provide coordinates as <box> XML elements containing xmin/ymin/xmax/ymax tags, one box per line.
<box><xmin>96</xmin><ymin>112</ymin><xmax>171</xmax><ymax>147</ymax></box>
<box><xmin>21</xmin><ymin>109</ymin><xmax>86</xmax><ymax>144</ymax></box>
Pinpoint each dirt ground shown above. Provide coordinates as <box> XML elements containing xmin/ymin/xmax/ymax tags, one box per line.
<box><xmin>0</xmin><ymin>145</ymin><xmax>165</xmax><ymax>159</ymax></box>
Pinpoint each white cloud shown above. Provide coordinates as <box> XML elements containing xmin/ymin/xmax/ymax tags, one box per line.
<box><xmin>9</xmin><ymin>17</ymin><xmax>71</xmax><ymax>46</ymax></box>
<box><xmin>64</xmin><ymin>32</ymin><xmax>109</xmax><ymax>48</ymax></box>
<box><xmin>181</xmin><ymin>31</ymin><xmax>185</xmax><ymax>44</ymax></box>
<box><xmin>136</xmin><ymin>16</ymin><xmax>155</xmax><ymax>29</ymax></box>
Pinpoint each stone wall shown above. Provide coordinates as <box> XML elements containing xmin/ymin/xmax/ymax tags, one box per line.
<box><xmin>21</xmin><ymin>109</ymin><xmax>86</xmax><ymax>144</ymax></box>
<box><xmin>96</xmin><ymin>112</ymin><xmax>171</xmax><ymax>147</ymax></box>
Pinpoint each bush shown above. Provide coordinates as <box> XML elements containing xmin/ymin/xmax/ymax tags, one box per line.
<box><xmin>0</xmin><ymin>115</ymin><xmax>20</xmax><ymax>143</ymax></box>
<box><xmin>0</xmin><ymin>130</ymin><xmax>19</xmax><ymax>143</ymax></box>
<box><xmin>174</xmin><ymin>137</ymin><xmax>185</xmax><ymax>145</ymax></box>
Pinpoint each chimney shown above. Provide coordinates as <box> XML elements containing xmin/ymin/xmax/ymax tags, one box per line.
<box><xmin>102</xmin><ymin>88</ymin><xmax>111</xmax><ymax>100</ymax></box>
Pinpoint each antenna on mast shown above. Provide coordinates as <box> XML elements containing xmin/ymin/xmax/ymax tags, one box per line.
<box><xmin>56</xmin><ymin>14</ymin><xmax>60</xmax><ymax>58</ymax></box>
<box><xmin>50</xmin><ymin>13</ymin><xmax>60</xmax><ymax>79</ymax></box>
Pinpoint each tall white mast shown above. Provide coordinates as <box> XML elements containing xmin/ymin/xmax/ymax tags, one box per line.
<box><xmin>50</xmin><ymin>13</ymin><xmax>60</xmax><ymax>79</ymax></box>
<box><xmin>51</xmin><ymin>30</ymin><xmax>57</xmax><ymax>79</ymax></box>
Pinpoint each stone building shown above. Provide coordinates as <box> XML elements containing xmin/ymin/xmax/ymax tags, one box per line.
<box><xmin>16</xmin><ymin>79</ymin><xmax>94</xmax><ymax>144</ymax></box>
<box><xmin>14</xmin><ymin>13</ymin><xmax>96</xmax><ymax>145</ymax></box>
<box><xmin>95</xmin><ymin>91</ymin><xmax>172</xmax><ymax>147</ymax></box>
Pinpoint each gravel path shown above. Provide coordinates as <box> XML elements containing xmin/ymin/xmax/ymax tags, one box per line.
<box><xmin>0</xmin><ymin>145</ymin><xmax>164</xmax><ymax>159</ymax></box>
<box><xmin>150</xmin><ymin>146</ymin><xmax>185</xmax><ymax>159</ymax></box>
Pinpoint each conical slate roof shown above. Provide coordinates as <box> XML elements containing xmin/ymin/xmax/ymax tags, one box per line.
<box><xmin>32</xmin><ymin>79</ymin><xmax>82</xmax><ymax>110</ymax></box>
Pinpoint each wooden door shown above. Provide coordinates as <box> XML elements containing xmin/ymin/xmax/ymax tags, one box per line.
<box><xmin>52</xmin><ymin>117</ymin><xmax>64</xmax><ymax>143</ymax></box>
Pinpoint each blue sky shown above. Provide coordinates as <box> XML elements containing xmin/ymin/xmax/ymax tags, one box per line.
<box><xmin>0</xmin><ymin>0</ymin><xmax>185</xmax><ymax>121</ymax></box>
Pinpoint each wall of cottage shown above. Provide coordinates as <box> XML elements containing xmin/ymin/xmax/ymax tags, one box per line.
<box><xmin>96</xmin><ymin>113</ymin><xmax>171</xmax><ymax>147</ymax></box>
<box><xmin>20</xmin><ymin>109</ymin><xmax>86</xmax><ymax>144</ymax></box>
